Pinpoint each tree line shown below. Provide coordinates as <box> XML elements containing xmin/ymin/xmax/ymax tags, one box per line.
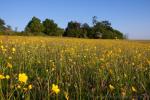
<box><xmin>0</xmin><ymin>16</ymin><xmax>126</xmax><ymax>39</ymax></box>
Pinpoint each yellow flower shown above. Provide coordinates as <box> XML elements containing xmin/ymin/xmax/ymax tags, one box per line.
<box><xmin>2</xmin><ymin>48</ymin><xmax>7</xmax><ymax>52</ymax></box>
<box><xmin>5</xmin><ymin>75</ymin><xmax>10</xmax><ymax>79</ymax></box>
<box><xmin>109</xmin><ymin>84</ymin><xmax>115</xmax><ymax>91</ymax></box>
<box><xmin>132</xmin><ymin>62</ymin><xmax>135</xmax><ymax>66</ymax></box>
<box><xmin>28</xmin><ymin>84</ymin><xmax>32</xmax><ymax>90</ymax></box>
<box><xmin>121</xmin><ymin>91</ymin><xmax>126</xmax><ymax>97</ymax></box>
<box><xmin>17</xmin><ymin>85</ymin><xmax>21</xmax><ymax>89</ymax></box>
<box><xmin>147</xmin><ymin>59</ymin><xmax>150</xmax><ymax>65</ymax></box>
<box><xmin>52</xmin><ymin>84</ymin><xmax>60</xmax><ymax>94</ymax></box>
<box><xmin>131</xmin><ymin>86</ymin><xmax>137</xmax><ymax>92</ymax></box>
<box><xmin>118</xmin><ymin>48</ymin><xmax>122</xmax><ymax>53</ymax></box>
<box><xmin>7</xmin><ymin>62</ymin><xmax>12</xmax><ymax>68</ymax></box>
<box><xmin>0</xmin><ymin>74</ymin><xmax>5</xmax><ymax>80</ymax></box>
<box><xmin>8</xmin><ymin>56</ymin><xmax>12</xmax><ymax>60</ymax></box>
<box><xmin>1</xmin><ymin>45</ymin><xmax>4</xmax><ymax>49</ymax></box>
<box><xmin>23</xmin><ymin>88</ymin><xmax>27</xmax><ymax>91</ymax></box>
<box><xmin>19</xmin><ymin>73</ymin><xmax>28</xmax><ymax>83</ymax></box>
<box><xmin>64</xmin><ymin>92</ymin><xmax>69</xmax><ymax>100</ymax></box>
<box><xmin>46</xmin><ymin>69</ymin><xmax>48</xmax><ymax>72</ymax></box>
<box><xmin>100</xmin><ymin>58</ymin><xmax>104</xmax><ymax>61</ymax></box>
<box><xmin>12</xmin><ymin>48</ymin><xmax>16</xmax><ymax>52</ymax></box>
<box><xmin>109</xmin><ymin>69</ymin><xmax>113</xmax><ymax>75</ymax></box>
<box><xmin>124</xmin><ymin>73</ymin><xmax>127</xmax><ymax>78</ymax></box>
<box><xmin>121</xmin><ymin>88</ymin><xmax>126</xmax><ymax>97</ymax></box>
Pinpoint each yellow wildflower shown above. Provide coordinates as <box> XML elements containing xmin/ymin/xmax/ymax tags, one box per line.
<box><xmin>0</xmin><ymin>74</ymin><xmax>5</xmax><ymax>80</ymax></box>
<box><xmin>109</xmin><ymin>84</ymin><xmax>115</xmax><ymax>91</ymax></box>
<box><xmin>132</xmin><ymin>62</ymin><xmax>135</xmax><ymax>66</ymax></box>
<box><xmin>19</xmin><ymin>73</ymin><xmax>28</xmax><ymax>83</ymax></box>
<box><xmin>1</xmin><ymin>45</ymin><xmax>4</xmax><ymax>49</ymax></box>
<box><xmin>52</xmin><ymin>84</ymin><xmax>60</xmax><ymax>94</ymax></box>
<box><xmin>131</xmin><ymin>86</ymin><xmax>137</xmax><ymax>92</ymax></box>
<box><xmin>100</xmin><ymin>58</ymin><xmax>104</xmax><ymax>61</ymax></box>
<box><xmin>28</xmin><ymin>84</ymin><xmax>32</xmax><ymax>90</ymax></box>
<box><xmin>118</xmin><ymin>48</ymin><xmax>122</xmax><ymax>53</ymax></box>
<box><xmin>8</xmin><ymin>56</ymin><xmax>12</xmax><ymax>60</ymax></box>
<box><xmin>17</xmin><ymin>85</ymin><xmax>21</xmax><ymax>89</ymax></box>
<box><xmin>121</xmin><ymin>91</ymin><xmax>126</xmax><ymax>97</ymax></box>
<box><xmin>7</xmin><ymin>62</ymin><xmax>12</xmax><ymax>68</ymax></box>
<box><xmin>64</xmin><ymin>92</ymin><xmax>69</xmax><ymax>100</ymax></box>
<box><xmin>124</xmin><ymin>74</ymin><xmax>127</xmax><ymax>78</ymax></box>
<box><xmin>12</xmin><ymin>48</ymin><xmax>16</xmax><ymax>52</ymax></box>
<box><xmin>109</xmin><ymin>69</ymin><xmax>113</xmax><ymax>75</ymax></box>
<box><xmin>147</xmin><ymin>59</ymin><xmax>150</xmax><ymax>65</ymax></box>
<box><xmin>5</xmin><ymin>75</ymin><xmax>10</xmax><ymax>79</ymax></box>
<box><xmin>121</xmin><ymin>88</ymin><xmax>126</xmax><ymax>97</ymax></box>
<box><xmin>23</xmin><ymin>88</ymin><xmax>27</xmax><ymax>91</ymax></box>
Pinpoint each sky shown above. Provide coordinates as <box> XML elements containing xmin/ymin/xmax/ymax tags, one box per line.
<box><xmin>0</xmin><ymin>0</ymin><xmax>150</xmax><ymax>39</ymax></box>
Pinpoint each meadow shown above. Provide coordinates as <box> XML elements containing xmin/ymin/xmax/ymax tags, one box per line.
<box><xmin>0</xmin><ymin>36</ymin><xmax>150</xmax><ymax>99</ymax></box>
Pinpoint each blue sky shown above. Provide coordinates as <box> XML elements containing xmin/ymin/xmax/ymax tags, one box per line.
<box><xmin>0</xmin><ymin>0</ymin><xmax>150</xmax><ymax>39</ymax></box>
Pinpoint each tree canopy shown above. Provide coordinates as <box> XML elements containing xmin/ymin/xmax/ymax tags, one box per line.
<box><xmin>0</xmin><ymin>16</ymin><xmax>125</xmax><ymax>39</ymax></box>
<box><xmin>0</xmin><ymin>18</ymin><xmax>6</xmax><ymax>32</ymax></box>
<box><xmin>64</xmin><ymin>17</ymin><xmax>124</xmax><ymax>39</ymax></box>
<box><xmin>25</xmin><ymin>17</ymin><xmax>44</xmax><ymax>33</ymax></box>
<box><xmin>42</xmin><ymin>19</ymin><xmax>63</xmax><ymax>36</ymax></box>
<box><xmin>0</xmin><ymin>18</ymin><xmax>13</xmax><ymax>34</ymax></box>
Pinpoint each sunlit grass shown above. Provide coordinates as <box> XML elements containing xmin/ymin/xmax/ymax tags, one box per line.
<box><xmin>0</xmin><ymin>36</ymin><xmax>150</xmax><ymax>99</ymax></box>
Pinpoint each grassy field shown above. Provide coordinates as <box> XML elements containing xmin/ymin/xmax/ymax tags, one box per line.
<box><xmin>0</xmin><ymin>36</ymin><xmax>150</xmax><ymax>99</ymax></box>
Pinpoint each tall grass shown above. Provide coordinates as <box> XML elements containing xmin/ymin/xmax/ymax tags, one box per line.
<box><xmin>0</xmin><ymin>36</ymin><xmax>150</xmax><ymax>99</ymax></box>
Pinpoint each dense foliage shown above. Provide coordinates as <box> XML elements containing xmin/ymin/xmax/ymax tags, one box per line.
<box><xmin>42</xmin><ymin>19</ymin><xmax>64</xmax><ymax>36</ymax></box>
<box><xmin>25</xmin><ymin>17</ymin><xmax>44</xmax><ymax>33</ymax></box>
<box><xmin>0</xmin><ymin>18</ymin><xmax>13</xmax><ymax>35</ymax></box>
<box><xmin>0</xmin><ymin>16</ymin><xmax>125</xmax><ymax>39</ymax></box>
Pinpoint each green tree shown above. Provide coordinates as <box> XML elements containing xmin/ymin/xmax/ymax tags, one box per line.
<box><xmin>43</xmin><ymin>19</ymin><xmax>58</xmax><ymax>36</ymax></box>
<box><xmin>0</xmin><ymin>18</ymin><xmax>5</xmax><ymax>26</ymax></box>
<box><xmin>64</xmin><ymin>21</ymin><xmax>82</xmax><ymax>37</ymax></box>
<box><xmin>0</xmin><ymin>18</ymin><xmax>13</xmax><ymax>35</ymax></box>
<box><xmin>92</xmin><ymin>16</ymin><xmax>98</xmax><ymax>26</ymax></box>
<box><xmin>101</xmin><ymin>20</ymin><xmax>111</xmax><ymax>27</ymax></box>
<box><xmin>81</xmin><ymin>23</ymin><xmax>91</xmax><ymax>38</ymax></box>
<box><xmin>0</xmin><ymin>18</ymin><xmax>6</xmax><ymax>32</ymax></box>
<box><xmin>56</xmin><ymin>28</ymin><xmax>64</xmax><ymax>36</ymax></box>
<box><xmin>25</xmin><ymin>17</ymin><xmax>44</xmax><ymax>33</ymax></box>
<box><xmin>92</xmin><ymin>20</ymin><xmax>124</xmax><ymax>39</ymax></box>
<box><xmin>92</xmin><ymin>22</ymin><xmax>104</xmax><ymax>38</ymax></box>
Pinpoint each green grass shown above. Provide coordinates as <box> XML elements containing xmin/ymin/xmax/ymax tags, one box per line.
<box><xmin>0</xmin><ymin>36</ymin><xmax>150</xmax><ymax>99</ymax></box>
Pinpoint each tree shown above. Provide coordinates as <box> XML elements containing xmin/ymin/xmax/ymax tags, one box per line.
<box><xmin>92</xmin><ymin>16</ymin><xmax>98</xmax><ymax>26</ymax></box>
<box><xmin>0</xmin><ymin>18</ymin><xmax>14</xmax><ymax>35</ymax></box>
<box><xmin>64</xmin><ymin>21</ymin><xmax>82</xmax><ymax>37</ymax></box>
<box><xmin>81</xmin><ymin>23</ymin><xmax>91</xmax><ymax>38</ymax></box>
<box><xmin>0</xmin><ymin>18</ymin><xmax>5</xmax><ymax>26</ymax></box>
<box><xmin>101</xmin><ymin>20</ymin><xmax>111</xmax><ymax>27</ymax></box>
<box><xmin>25</xmin><ymin>17</ymin><xmax>43</xmax><ymax>33</ymax></box>
<box><xmin>113</xmin><ymin>30</ymin><xmax>124</xmax><ymax>39</ymax></box>
<box><xmin>92</xmin><ymin>20</ymin><xmax>124</xmax><ymax>39</ymax></box>
<box><xmin>43</xmin><ymin>19</ymin><xmax>58</xmax><ymax>36</ymax></box>
<box><xmin>0</xmin><ymin>18</ymin><xmax>6</xmax><ymax>32</ymax></box>
<box><xmin>92</xmin><ymin>22</ymin><xmax>103</xmax><ymax>38</ymax></box>
<box><xmin>56</xmin><ymin>28</ymin><xmax>64</xmax><ymax>36</ymax></box>
<box><xmin>6</xmin><ymin>25</ymin><xmax>12</xmax><ymax>31</ymax></box>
